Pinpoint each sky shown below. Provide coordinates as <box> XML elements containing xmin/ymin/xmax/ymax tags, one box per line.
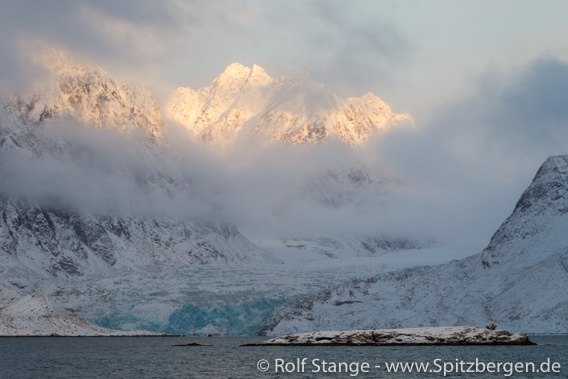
<box><xmin>2</xmin><ymin>0</ymin><xmax>568</xmax><ymax>245</ymax></box>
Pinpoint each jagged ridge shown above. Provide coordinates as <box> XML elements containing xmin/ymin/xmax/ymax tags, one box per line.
<box><xmin>168</xmin><ymin>63</ymin><xmax>413</xmax><ymax>146</ymax></box>
<box><xmin>8</xmin><ymin>49</ymin><xmax>163</xmax><ymax>140</ymax></box>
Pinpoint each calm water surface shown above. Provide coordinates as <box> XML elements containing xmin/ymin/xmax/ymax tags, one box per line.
<box><xmin>0</xmin><ymin>335</ymin><xmax>566</xmax><ymax>378</ymax></box>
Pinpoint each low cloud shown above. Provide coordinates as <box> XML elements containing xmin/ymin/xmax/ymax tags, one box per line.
<box><xmin>373</xmin><ymin>57</ymin><xmax>568</xmax><ymax>243</ymax></box>
<box><xmin>0</xmin><ymin>109</ymin><xmax>418</xmax><ymax>242</ymax></box>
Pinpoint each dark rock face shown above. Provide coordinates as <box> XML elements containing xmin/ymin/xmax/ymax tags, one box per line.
<box><xmin>0</xmin><ymin>196</ymin><xmax>275</xmax><ymax>279</ymax></box>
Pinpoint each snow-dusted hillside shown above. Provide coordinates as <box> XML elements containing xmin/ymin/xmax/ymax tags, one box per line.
<box><xmin>0</xmin><ymin>197</ymin><xmax>277</xmax><ymax>281</ymax></box>
<box><xmin>0</xmin><ymin>286</ymin><xmax>162</xmax><ymax>336</ymax></box>
<box><xmin>263</xmin><ymin>155</ymin><xmax>568</xmax><ymax>335</ymax></box>
<box><xmin>168</xmin><ymin>63</ymin><xmax>412</xmax><ymax>146</ymax></box>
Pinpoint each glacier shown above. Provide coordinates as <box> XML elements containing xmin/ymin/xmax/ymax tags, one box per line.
<box><xmin>27</xmin><ymin>243</ymin><xmax>470</xmax><ymax>336</ymax></box>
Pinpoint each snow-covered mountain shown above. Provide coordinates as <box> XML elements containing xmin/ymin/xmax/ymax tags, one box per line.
<box><xmin>0</xmin><ymin>52</ymin><xmax>426</xmax><ymax>336</ymax></box>
<box><xmin>8</xmin><ymin>49</ymin><xmax>163</xmax><ymax>140</ymax></box>
<box><xmin>263</xmin><ymin>155</ymin><xmax>568</xmax><ymax>335</ymax></box>
<box><xmin>0</xmin><ymin>51</ymin><xmax>294</xmax><ymax>336</ymax></box>
<box><xmin>0</xmin><ymin>51</ymin><xmax>276</xmax><ymax>274</ymax></box>
<box><xmin>167</xmin><ymin>63</ymin><xmax>412</xmax><ymax>146</ymax></box>
<box><xmin>0</xmin><ymin>51</ymin><xmax>280</xmax><ymax>291</ymax></box>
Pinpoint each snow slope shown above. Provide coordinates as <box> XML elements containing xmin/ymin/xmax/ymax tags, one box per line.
<box><xmin>263</xmin><ymin>155</ymin><xmax>568</xmax><ymax>335</ymax></box>
<box><xmin>168</xmin><ymin>63</ymin><xmax>413</xmax><ymax>146</ymax></box>
<box><xmin>0</xmin><ymin>286</ymin><xmax>162</xmax><ymax>336</ymax></box>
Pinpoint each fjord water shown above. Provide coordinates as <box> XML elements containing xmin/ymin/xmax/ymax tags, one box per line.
<box><xmin>0</xmin><ymin>336</ymin><xmax>566</xmax><ymax>378</ymax></box>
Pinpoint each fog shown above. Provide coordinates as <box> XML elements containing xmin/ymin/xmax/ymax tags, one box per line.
<box><xmin>2</xmin><ymin>1</ymin><xmax>568</xmax><ymax>247</ymax></box>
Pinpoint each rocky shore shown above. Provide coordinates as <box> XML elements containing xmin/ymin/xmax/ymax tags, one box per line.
<box><xmin>253</xmin><ymin>326</ymin><xmax>535</xmax><ymax>346</ymax></box>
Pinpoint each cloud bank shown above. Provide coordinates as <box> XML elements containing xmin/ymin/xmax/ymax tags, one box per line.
<box><xmin>2</xmin><ymin>2</ymin><xmax>568</xmax><ymax>247</ymax></box>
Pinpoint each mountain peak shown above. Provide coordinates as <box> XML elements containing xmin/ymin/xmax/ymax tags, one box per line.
<box><xmin>251</xmin><ymin>64</ymin><xmax>266</xmax><ymax>75</ymax></box>
<box><xmin>224</xmin><ymin>62</ymin><xmax>245</xmax><ymax>71</ymax></box>
<box><xmin>168</xmin><ymin>66</ymin><xmax>412</xmax><ymax>146</ymax></box>
<box><xmin>219</xmin><ymin>63</ymin><xmax>250</xmax><ymax>81</ymax></box>
<box><xmin>10</xmin><ymin>47</ymin><xmax>164</xmax><ymax>139</ymax></box>
<box><xmin>249</xmin><ymin>64</ymin><xmax>272</xmax><ymax>84</ymax></box>
<box><xmin>484</xmin><ymin>154</ymin><xmax>568</xmax><ymax>254</ymax></box>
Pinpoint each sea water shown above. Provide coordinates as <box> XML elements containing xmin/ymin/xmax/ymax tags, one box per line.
<box><xmin>0</xmin><ymin>335</ymin><xmax>566</xmax><ymax>378</ymax></box>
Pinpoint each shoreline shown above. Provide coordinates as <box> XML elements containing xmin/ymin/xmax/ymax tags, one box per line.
<box><xmin>242</xmin><ymin>341</ymin><xmax>537</xmax><ymax>346</ymax></box>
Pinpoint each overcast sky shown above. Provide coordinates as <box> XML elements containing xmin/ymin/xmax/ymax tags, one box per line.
<box><xmin>2</xmin><ymin>0</ymin><xmax>568</xmax><ymax>245</ymax></box>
